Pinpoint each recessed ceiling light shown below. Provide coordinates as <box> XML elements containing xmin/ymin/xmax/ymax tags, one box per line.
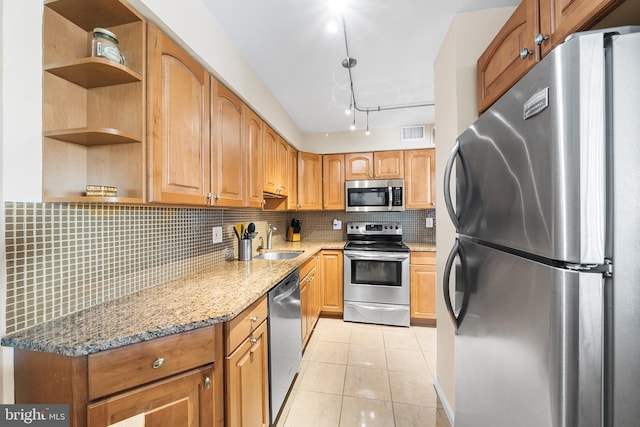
<box><xmin>326</xmin><ymin>20</ymin><xmax>338</xmax><ymax>33</ymax></box>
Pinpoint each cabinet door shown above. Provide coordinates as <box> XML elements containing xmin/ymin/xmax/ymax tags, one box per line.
<box><xmin>276</xmin><ymin>137</ymin><xmax>290</xmax><ymax>197</ymax></box>
<box><xmin>297</xmin><ymin>152</ymin><xmax>323</xmax><ymax>210</ymax></box>
<box><xmin>88</xmin><ymin>365</ymin><xmax>214</xmax><ymax>427</ymax></box>
<box><xmin>374</xmin><ymin>151</ymin><xmax>404</xmax><ymax>179</ymax></box>
<box><xmin>477</xmin><ymin>0</ymin><xmax>538</xmax><ymax>113</ymax></box>
<box><xmin>344</xmin><ymin>152</ymin><xmax>374</xmax><ymax>180</ymax></box>
<box><xmin>211</xmin><ymin>79</ymin><xmax>244</xmax><ymax>207</ymax></box>
<box><xmin>286</xmin><ymin>145</ymin><xmax>298</xmax><ymax>210</ymax></box>
<box><xmin>300</xmin><ymin>280</ymin><xmax>310</xmax><ymax>347</ymax></box>
<box><xmin>243</xmin><ymin>106</ymin><xmax>264</xmax><ymax>208</ymax></box>
<box><xmin>225</xmin><ymin>320</ymin><xmax>269</xmax><ymax>427</ymax></box>
<box><xmin>404</xmin><ymin>149</ymin><xmax>436</xmax><ymax>209</ymax></box>
<box><xmin>147</xmin><ymin>24</ymin><xmax>210</xmax><ymax>205</ymax></box>
<box><xmin>262</xmin><ymin>125</ymin><xmax>279</xmax><ymax>194</ymax></box>
<box><xmin>320</xmin><ymin>250</ymin><xmax>343</xmax><ymax>315</ymax></box>
<box><xmin>410</xmin><ymin>264</ymin><xmax>437</xmax><ymax>321</ymax></box>
<box><xmin>539</xmin><ymin>0</ymin><xmax>621</xmax><ymax>56</ymax></box>
<box><xmin>323</xmin><ymin>154</ymin><xmax>345</xmax><ymax>210</ymax></box>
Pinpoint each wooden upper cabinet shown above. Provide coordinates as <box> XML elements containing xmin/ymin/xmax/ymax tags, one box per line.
<box><xmin>147</xmin><ymin>23</ymin><xmax>210</xmax><ymax>205</ymax></box>
<box><xmin>286</xmin><ymin>145</ymin><xmax>298</xmax><ymax>210</ymax></box>
<box><xmin>345</xmin><ymin>152</ymin><xmax>374</xmax><ymax>180</ymax></box>
<box><xmin>297</xmin><ymin>152</ymin><xmax>323</xmax><ymax>210</ymax></box>
<box><xmin>477</xmin><ymin>0</ymin><xmax>538</xmax><ymax>113</ymax></box>
<box><xmin>404</xmin><ymin>149</ymin><xmax>435</xmax><ymax>209</ymax></box>
<box><xmin>211</xmin><ymin>78</ymin><xmax>244</xmax><ymax>207</ymax></box>
<box><xmin>263</xmin><ymin>125</ymin><xmax>279</xmax><ymax>194</ymax></box>
<box><xmin>243</xmin><ymin>105</ymin><xmax>264</xmax><ymax>208</ymax></box>
<box><xmin>374</xmin><ymin>150</ymin><xmax>404</xmax><ymax>179</ymax></box>
<box><xmin>276</xmin><ymin>136</ymin><xmax>290</xmax><ymax>197</ymax></box>
<box><xmin>323</xmin><ymin>154</ymin><xmax>345</xmax><ymax>210</ymax></box>
<box><xmin>539</xmin><ymin>0</ymin><xmax>622</xmax><ymax>56</ymax></box>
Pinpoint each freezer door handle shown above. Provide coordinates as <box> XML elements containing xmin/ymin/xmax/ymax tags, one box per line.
<box><xmin>443</xmin><ymin>141</ymin><xmax>471</xmax><ymax>231</ymax></box>
<box><xmin>444</xmin><ymin>142</ymin><xmax>459</xmax><ymax>229</ymax></box>
<box><xmin>443</xmin><ymin>239</ymin><xmax>470</xmax><ymax>329</ymax></box>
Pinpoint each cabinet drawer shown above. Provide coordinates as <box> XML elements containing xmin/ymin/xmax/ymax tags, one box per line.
<box><xmin>88</xmin><ymin>326</ymin><xmax>216</xmax><ymax>400</ymax></box>
<box><xmin>299</xmin><ymin>255</ymin><xmax>317</xmax><ymax>281</ymax></box>
<box><xmin>225</xmin><ymin>295</ymin><xmax>268</xmax><ymax>354</ymax></box>
<box><xmin>410</xmin><ymin>251</ymin><xmax>436</xmax><ymax>265</ymax></box>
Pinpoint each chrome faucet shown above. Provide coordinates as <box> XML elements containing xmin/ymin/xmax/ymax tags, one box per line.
<box><xmin>267</xmin><ymin>224</ymin><xmax>277</xmax><ymax>250</ymax></box>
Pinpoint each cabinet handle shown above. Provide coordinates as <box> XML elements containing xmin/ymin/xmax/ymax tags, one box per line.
<box><xmin>206</xmin><ymin>193</ymin><xmax>213</xmax><ymax>199</ymax></box>
<box><xmin>250</xmin><ymin>337</ymin><xmax>260</xmax><ymax>344</ymax></box>
<box><xmin>520</xmin><ymin>48</ymin><xmax>533</xmax><ymax>59</ymax></box>
<box><xmin>535</xmin><ymin>33</ymin><xmax>549</xmax><ymax>46</ymax></box>
<box><xmin>214</xmin><ymin>193</ymin><xmax>222</xmax><ymax>200</ymax></box>
<box><xmin>204</xmin><ymin>377</ymin><xmax>212</xmax><ymax>389</ymax></box>
<box><xmin>251</xmin><ymin>316</ymin><xmax>259</xmax><ymax>322</ymax></box>
<box><xmin>308</xmin><ymin>276</ymin><xmax>314</xmax><ymax>283</ymax></box>
<box><xmin>152</xmin><ymin>357</ymin><xmax>165</xmax><ymax>369</ymax></box>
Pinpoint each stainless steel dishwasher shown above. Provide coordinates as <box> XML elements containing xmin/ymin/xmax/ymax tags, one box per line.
<box><xmin>267</xmin><ymin>269</ymin><xmax>302</xmax><ymax>425</ymax></box>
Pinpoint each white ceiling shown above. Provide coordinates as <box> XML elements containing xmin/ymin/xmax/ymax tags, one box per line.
<box><xmin>202</xmin><ymin>0</ymin><xmax>519</xmax><ymax>134</ymax></box>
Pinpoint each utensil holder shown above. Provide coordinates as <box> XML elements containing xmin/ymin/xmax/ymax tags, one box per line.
<box><xmin>238</xmin><ymin>239</ymin><xmax>252</xmax><ymax>261</ymax></box>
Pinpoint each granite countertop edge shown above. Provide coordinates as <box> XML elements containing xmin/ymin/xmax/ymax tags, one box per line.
<box><xmin>1</xmin><ymin>240</ymin><xmax>435</xmax><ymax>356</ymax></box>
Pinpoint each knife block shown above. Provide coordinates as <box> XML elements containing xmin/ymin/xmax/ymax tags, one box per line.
<box><xmin>287</xmin><ymin>227</ymin><xmax>300</xmax><ymax>241</ymax></box>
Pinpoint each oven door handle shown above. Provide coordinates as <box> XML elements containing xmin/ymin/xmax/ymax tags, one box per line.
<box><xmin>388</xmin><ymin>186</ymin><xmax>393</xmax><ymax>210</ymax></box>
<box><xmin>344</xmin><ymin>251</ymin><xmax>409</xmax><ymax>261</ymax></box>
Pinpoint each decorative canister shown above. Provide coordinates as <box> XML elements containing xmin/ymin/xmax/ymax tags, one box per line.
<box><xmin>92</xmin><ymin>27</ymin><xmax>126</xmax><ymax>65</ymax></box>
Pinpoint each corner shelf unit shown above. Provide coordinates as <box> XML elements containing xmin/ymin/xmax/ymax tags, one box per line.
<box><xmin>42</xmin><ymin>0</ymin><xmax>146</xmax><ymax>203</ymax></box>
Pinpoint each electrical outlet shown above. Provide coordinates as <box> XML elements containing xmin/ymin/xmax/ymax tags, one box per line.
<box><xmin>212</xmin><ymin>226</ymin><xmax>223</xmax><ymax>244</ymax></box>
<box><xmin>332</xmin><ymin>219</ymin><xmax>342</xmax><ymax>230</ymax></box>
<box><xmin>425</xmin><ymin>217</ymin><xmax>434</xmax><ymax>228</ymax></box>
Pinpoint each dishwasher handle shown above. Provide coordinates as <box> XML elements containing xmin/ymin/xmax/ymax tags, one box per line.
<box><xmin>272</xmin><ymin>277</ymin><xmax>299</xmax><ymax>304</ymax></box>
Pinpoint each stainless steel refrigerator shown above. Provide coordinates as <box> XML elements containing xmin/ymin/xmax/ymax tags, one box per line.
<box><xmin>443</xmin><ymin>27</ymin><xmax>640</xmax><ymax>427</ymax></box>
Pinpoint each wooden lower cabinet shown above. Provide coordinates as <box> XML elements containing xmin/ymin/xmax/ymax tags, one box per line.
<box><xmin>320</xmin><ymin>250</ymin><xmax>343</xmax><ymax>316</ymax></box>
<box><xmin>88</xmin><ymin>365</ymin><xmax>214</xmax><ymax>427</ymax></box>
<box><xmin>224</xmin><ymin>296</ymin><xmax>269</xmax><ymax>427</ymax></box>
<box><xmin>300</xmin><ymin>255</ymin><xmax>320</xmax><ymax>348</ymax></box>
<box><xmin>410</xmin><ymin>252</ymin><xmax>437</xmax><ymax>326</ymax></box>
<box><xmin>225</xmin><ymin>320</ymin><xmax>269</xmax><ymax>427</ymax></box>
<box><xmin>13</xmin><ymin>324</ymin><xmax>224</xmax><ymax>427</ymax></box>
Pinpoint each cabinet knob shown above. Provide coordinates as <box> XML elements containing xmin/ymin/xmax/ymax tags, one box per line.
<box><xmin>535</xmin><ymin>33</ymin><xmax>549</xmax><ymax>46</ymax></box>
<box><xmin>214</xmin><ymin>193</ymin><xmax>222</xmax><ymax>200</ymax></box>
<box><xmin>308</xmin><ymin>276</ymin><xmax>314</xmax><ymax>283</ymax></box>
<box><xmin>251</xmin><ymin>316</ymin><xmax>259</xmax><ymax>323</ymax></box>
<box><xmin>520</xmin><ymin>48</ymin><xmax>533</xmax><ymax>59</ymax></box>
<box><xmin>250</xmin><ymin>337</ymin><xmax>260</xmax><ymax>344</ymax></box>
<box><xmin>204</xmin><ymin>377</ymin><xmax>212</xmax><ymax>389</ymax></box>
<box><xmin>207</xmin><ymin>193</ymin><xmax>213</xmax><ymax>199</ymax></box>
<box><xmin>152</xmin><ymin>357</ymin><xmax>165</xmax><ymax>369</ymax></box>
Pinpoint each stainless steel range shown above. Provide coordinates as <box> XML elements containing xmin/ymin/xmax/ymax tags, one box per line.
<box><xmin>343</xmin><ymin>221</ymin><xmax>410</xmax><ymax>327</ymax></box>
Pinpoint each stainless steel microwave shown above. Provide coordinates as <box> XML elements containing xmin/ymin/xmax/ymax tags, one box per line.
<box><xmin>345</xmin><ymin>179</ymin><xmax>405</xmax><ymax>212</ymax></box>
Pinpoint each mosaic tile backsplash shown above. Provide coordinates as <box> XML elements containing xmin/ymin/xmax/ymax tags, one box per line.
<box><xmin>3</xmin><ymin>202</ymin><xmax>435</xmax><ymax>334</ymax></box>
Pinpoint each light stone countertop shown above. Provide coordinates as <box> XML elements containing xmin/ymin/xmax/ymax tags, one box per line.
<box><xmin>1</xmin><ymin>240</ymin><xmax>434</xmax><ymax>356</ymax></box>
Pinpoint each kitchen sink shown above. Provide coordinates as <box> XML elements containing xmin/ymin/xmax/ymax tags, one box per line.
<box><xmin>253</xmin><ymin>251</ymin><xmax>304</xmax><ymax>260</ymax></box>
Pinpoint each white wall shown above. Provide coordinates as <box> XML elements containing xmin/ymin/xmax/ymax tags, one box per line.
<box><xmin>0</xmin><ymin>0</ymin><xmax>44</xmax><ymax>404</ymax></box>
<box><xmin>302</xmin><ymin>125</ymin><xmax>434</xmax><ymax>154</ymax></box>
<box><xmin>433</xmin><ymin>6</ymin><xmax>514</xmax><ymax>423</ymax></box>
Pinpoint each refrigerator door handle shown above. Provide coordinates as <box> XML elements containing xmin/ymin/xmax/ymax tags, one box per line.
<box><xmin>443</xmin><ymin>239</ymin><xmax>470</xmax><ymax>329</ymax></box>
<box><xmin>443</xmin><ymin>141</ymin><xmax>459</xmax><ymax>229</ymax></box>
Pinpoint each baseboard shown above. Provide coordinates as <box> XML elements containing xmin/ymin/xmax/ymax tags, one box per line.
<box><xmin>433</xmin><ymin>373</ymin><xmax>454</xmax><ymax>426</ymax></box>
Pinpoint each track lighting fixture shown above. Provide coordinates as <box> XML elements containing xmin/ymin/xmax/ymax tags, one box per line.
<box><xmin>337</xmin><ymin>16</ymin><xmax>434</xmax><ymax>132</ymax></box>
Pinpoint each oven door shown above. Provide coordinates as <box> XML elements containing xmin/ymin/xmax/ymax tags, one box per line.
<box><xmin>343</xmin><ymin>250</ymin><xmax>410</xmax><ymax>305</ymax></box>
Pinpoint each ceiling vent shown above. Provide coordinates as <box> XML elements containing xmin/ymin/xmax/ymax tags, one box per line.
<box><xmin>400</xmin><ymin>125</ymin><xmax>426</xmax><ymax>142</ymax></box>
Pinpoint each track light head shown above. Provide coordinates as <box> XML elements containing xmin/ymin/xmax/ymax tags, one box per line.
<box><xmin>341</xmin><ymin>57</ymin><xmax>357</xmax><ymax>69</ymax></box>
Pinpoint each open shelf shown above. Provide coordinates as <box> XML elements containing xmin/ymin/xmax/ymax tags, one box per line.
<box><xmin>44</xmin><ymin>0</ymin><xmax>141</xmax><ymax>31</ymax></box>
<box><xmin>44</xmin><ymin>196</ymin><xmax>144</xmax><ymax>204</ymax></box>
<box><xmin>45</xmin><ymin>58</ymin><xmax>142</xmax><ymax>88</ymax></box>
<box><xmin>44</xmin><ymin>127</ymin><xmax>142</xmax><ymax>146</ymax></box>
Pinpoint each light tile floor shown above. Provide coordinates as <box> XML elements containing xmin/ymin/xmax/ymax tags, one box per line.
<box><xmin>275</xmin><ymin>318</ymin><xmax>451</xmax><ymax>427</ymax></box>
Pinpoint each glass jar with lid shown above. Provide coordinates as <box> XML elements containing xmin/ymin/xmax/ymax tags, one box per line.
<box><xmin>92</xmin><ymin>27</ymin><xmax>125</xmax><ymax>65</ymax></box>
